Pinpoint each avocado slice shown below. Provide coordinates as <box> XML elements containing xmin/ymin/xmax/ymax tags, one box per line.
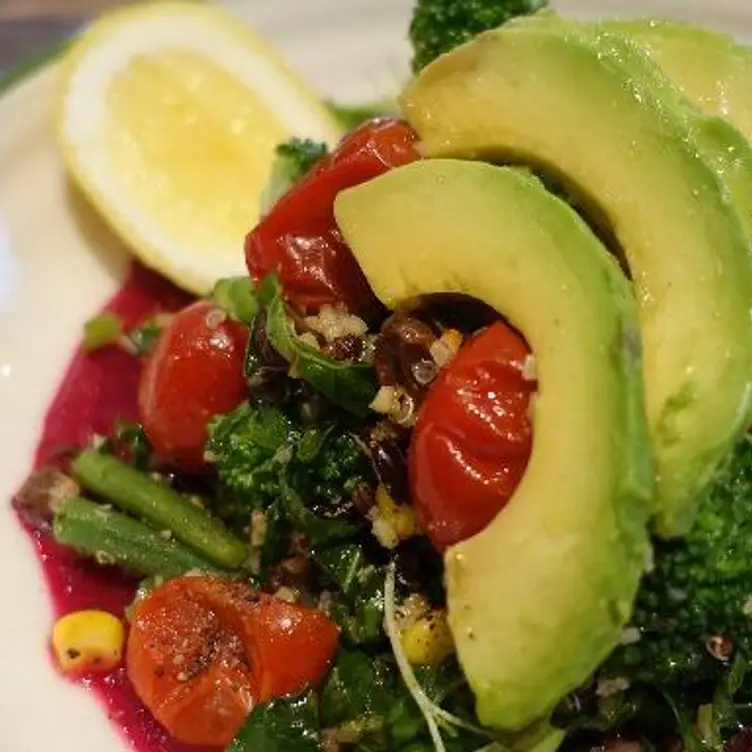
<box><xmin>513</xmin><ymin>15</ymin><xmax>752</xmax><ymax>240</ymax></box>
<box><xmin>604</xmin><ymin>19</ymin><xmax>752</xmax><ymax>144</ymax></box>
<box><xmin>334</xmin><ymin>159</ymin><xmax>653</xmax><ymax>731</ymax></box>
<box><xmin>402</xmin><ymin>24</ymin><xmax>752</xmax><ymax>537</ymax></box>
<box><xmin>609</xmin><ymin>21</ymin><xmax>752</xmax><ymax>239</ymax></box>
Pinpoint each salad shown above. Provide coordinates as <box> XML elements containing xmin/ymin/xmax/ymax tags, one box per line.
<box><xmin>12</xmin><ymin>1</ymin><xmax>752</xmax><ymax>751</ymax></box>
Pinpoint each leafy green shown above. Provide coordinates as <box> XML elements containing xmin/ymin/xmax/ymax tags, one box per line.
<box><xmin>82</xmin><ymin>311</ymin><xmax>168</xmax><ymax>356</ymax></box>
<box><xmin>260</xmin><ymin>138</ymin><xmax>329</xmax><ymax>214</ymax></box>
<box><xmin>260</xmin><ymin>500</ymin><xmax>289</xmax><ymax>571</ymax></box>
<box><xmin>410</xmin><ymin>0</ymin><xmax>549</xmax><ymax>71</ymax></box>
<box><xmin>319</xmin><ymin>652</ymin><xmax>486</xmax><ymax>751</ymax></box>
<box><xmin>212</xmin><ymin>277</ymin><xmax>259</xmax><ymax>323</ymax></box>
<box><xmin>319</xmin><ymin>651</ymin><xmax>425</xmax><ymax>748</ymax></box>
<box><xmin>314</xmin><ymin>543</ymin><xmax>385</xmax><ymax>645</ymax></box>
<box><xmin>206</xmin><ymin>402</ymin><xmax>371</xmax><ymax>541</ymax></box>
<box><xmin>279</xmin><ymin>471</ymin><xmax>356</xmax><ymax>546</ymax></box>
<box><xmin>228</xmin><ymin>692</ymin><xmax>321</xmax><ymax>752</ymax></box>
<box><xmin>265</xmin><ymin>288</ymin><xmax>378</xmax><ymax>416</ymax></box>
<box><xmin>690</xmin><ymin>655</ymin><xmax>750</xmax><ymax>752</ymax></box>
<box><xmin>128</xmin><ymin>316</ymin><xmax>165</xmax><ymax>356</ymax></box>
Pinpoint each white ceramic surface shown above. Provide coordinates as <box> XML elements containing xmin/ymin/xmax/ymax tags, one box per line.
<box><xmin>1</xmin><ymin>1</ymin><xmax>751</xmax><ymax>750</ymax></box>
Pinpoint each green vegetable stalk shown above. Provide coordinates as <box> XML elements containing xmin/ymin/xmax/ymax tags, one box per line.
<box><xmin>54</xmin><ymin>496</ymin><xmax>220</xmax><ymax>578</ymax></box>
<box><xmin>73</xmin><ymin>449</ymin><xmax>248</xmax><ymax>570</ymax></box>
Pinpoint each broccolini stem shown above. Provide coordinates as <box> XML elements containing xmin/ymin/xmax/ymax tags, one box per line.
<box><xmin>54</xmin><ymin>496</ymin><xmax>221</xmax><ymax>578</ymax></box>
<box><xmin>72</xmin><ymin>450</ymin><xmax>248</xmax><ymax>570</ymax></box>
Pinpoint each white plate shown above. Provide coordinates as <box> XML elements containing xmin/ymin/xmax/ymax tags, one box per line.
<box><xmin>0</xmin><ymin>1</ymin><xmax>751</xmax><ymax>750</ymax></box>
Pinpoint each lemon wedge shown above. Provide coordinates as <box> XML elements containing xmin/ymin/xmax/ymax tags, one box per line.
<box><xmin>59</xmin><ymin>1</ymin><xmax>344</xmax><ymax>294</ymax></box>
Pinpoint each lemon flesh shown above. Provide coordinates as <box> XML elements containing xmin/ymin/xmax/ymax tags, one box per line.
<box><xmin>60</xmin><ymin>2</ymin><xmax>343</xmax><ymax>294</ymax></box>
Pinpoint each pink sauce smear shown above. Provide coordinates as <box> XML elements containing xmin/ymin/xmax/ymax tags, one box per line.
<box><xmin>16</xmin><ymin>264</ymin><xmax>220</xmax><ymax>752</ymax></box>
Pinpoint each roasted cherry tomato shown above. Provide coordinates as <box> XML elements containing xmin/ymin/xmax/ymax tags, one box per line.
<box><xmin>245</xmin><ymin>118</ymin><xmax>420</xmax><ymax>318</ymax></box>
<box><xmin>410</xmin><ymin>323</ymin><xmax>535</xmax><ymax>551</ymax></box>
<box><xmin>139</xmin><ymin>300</ymin><xmax>249</xmax><ymax>472</ymax></box>
<box><xmin>127</xmin><ymin>576</ymin><xmax>339</xmax><ymax>747</ymax></box>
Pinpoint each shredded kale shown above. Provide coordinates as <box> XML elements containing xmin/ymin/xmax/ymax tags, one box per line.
<box><xmin>206</xmin><ymin>402</ymin><xmax>372</xmax><ymax>538</ymax></box>
<box><xmin>318</xmin><ymin>651</ymin><xmax>484</xmax><ymax>751</ymax></box>
<box><xmin>264</xmin><ymin>285</ymin><xmax>378</xmax><ymax>416</ymax></box>
<box><xmin>228</xmin><ymin>692</ymin><xmax>321</xmax><ymax>752</ymax></box>
<box><xmin>315</xmin><ymin>543</ymin><xmax>385</xmax><ymax>645</ymax></box>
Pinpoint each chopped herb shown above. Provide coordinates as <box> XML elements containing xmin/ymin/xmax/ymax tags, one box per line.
<box><xmin>279</xmin><ymin>471</ymin><xmax>356</xmax><ymax>547</ymax></box>
<box><xmin>128</xmin><ymin>316</ymin><xmax>165</xmax><ymax>356</ymax></box>
<box><xmin>212</xmin><ymin>277</ymin><xmax>259</xmax><ymax>324</ymax></box>
<box><xmin>265</xmin><ymin>283</ymin><xmax>378</xmax><ymax>416</ymax></box>
<box><xmin>260</xmin><ymin>138</ymin><xmax>330</xmax><ymax>214</ymax></box>
<box><xmin>83</xmin><ymin>313</ymin><xmax>124</xmax><ymax>352</ymax></box>
<box><xmin>228</xmin><ymin>692</ymin><xmax>321</xmax><ymax>752</ymax></box>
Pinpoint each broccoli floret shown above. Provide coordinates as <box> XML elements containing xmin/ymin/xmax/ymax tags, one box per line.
<box><xmin>206</xmin><ymin>402</ymin><xmax>372</xmax><ymax>534</ymax></box>
<box><xmin>607</xmin><ymin>435</ymin><xmax>752</xmax><ymax>687</ymax></box>
<box><xmin>206</xmin><ymin>402</ymin><xmax>296</xmax><ymax>528</ymax></box>
<box><xmin>260</xmin><ymin>138</ymin><xmax>329</xmax><ymax>213</ymax></box>
<box><xmin>410</xmin><ymin>0</ymin><xmax>550</xmax><ymax>72</ymax></box>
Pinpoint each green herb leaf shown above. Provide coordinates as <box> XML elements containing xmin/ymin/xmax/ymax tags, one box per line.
<box><xmin>83</xmin><ymin>313</ymin><xmax>124</xmax><ymax>352</ymax></box>
<box><xmin>260</xmin><ymin>500</ymin><xmax>289</xmax><ymax>571</ymax></box>
<box><xmin>265</xmin><ymin>289</ymin><xmax>377</xmax><ymax>416</ymax></box>
<box><xmin>228</xmin><ymin>692</ymin><xmax>321</xmax><ymax>752</ymax></box>
<box><xmin>279</xmin><ymin>472</ymin><xmax>355</xmax><ymax>547</ymax></box>
<box><xmin>260</xmin><ymin>138</ymin><xmax>329</xmax><ymax>214</ymax></box>
<box><xmin>212</xmin><ymin>277</ymin><xmax>259</xmax><ymax>324</ymax></box>
<box><xmin>128</xmin><ymin>317</ymin><xmax>165</xmax><ymax>356</ymax></box>
<box><xmin>314</xmin><ymin>543</ymin><xmax>385</xmax><ymax>644</ymax></box>
<box><xmin>662</xmin><ymin>691</ymin><xmax>706</xmax><ymax>752</ymax></box>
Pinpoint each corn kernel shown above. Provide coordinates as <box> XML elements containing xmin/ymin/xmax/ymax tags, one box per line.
<box><xmin>401</xmin><ymin>609</ymin><xmax>455</xmax><ymax>666</ymax></box>
<box><xmin>376</xmin><ymin>484</ymin><xmax>420</xmax><ymax>543</ymax></box>
<box><xmin>52</xmin><ymin>610</ymin><xmax>125</xmax><ymax>675</ymax></box>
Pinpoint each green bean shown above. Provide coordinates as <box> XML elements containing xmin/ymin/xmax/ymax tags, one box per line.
<box><xmin>54</xmin><ymin>496</ymin><xmax>221</xmax><ymax>579</ymax></box>
<box><xmin>73</xmin><ymin>450</ymin><xmax>248</xmax><ymax>569</ymax></box>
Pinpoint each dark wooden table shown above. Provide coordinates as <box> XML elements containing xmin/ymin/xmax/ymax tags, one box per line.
<box><xmin>0</xmin><ymin>0</ymin><xmax>132</xmax><ymax>70</ymax></box>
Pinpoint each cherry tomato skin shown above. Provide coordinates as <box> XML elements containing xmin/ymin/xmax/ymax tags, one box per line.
<box><xmin>245</xmin><ymin>118</ymin><xmax>420</xmax><ymax>318</ymax></box>
<box><xmin>243</xmin><ymin>597</ymin><xmax>340</xmax><ymax>703</ymax></box>
<box><xmin>138</xmin><ymin>301</ymin><xmax>249</xmax><ymax>472</ymax></box>
<box><xmin>127</xmin><ymin>577</ymin><xmax>256</xmax><ymax>747</ymax></box>
<box><xmin>410</xmin><ymin>323</ymin><xmax>535</xmax><ymax>552</ymax></box>
<box><xmin>127</xmin><ymin>576</ymin><xmax>339</xmax><ymax>747</ymax></box>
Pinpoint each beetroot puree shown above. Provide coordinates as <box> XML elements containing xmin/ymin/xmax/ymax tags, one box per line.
<box><xmin>15</xmin><ymin>264</ymin><xmax>219</xmax><ymax>752</ymax></box>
